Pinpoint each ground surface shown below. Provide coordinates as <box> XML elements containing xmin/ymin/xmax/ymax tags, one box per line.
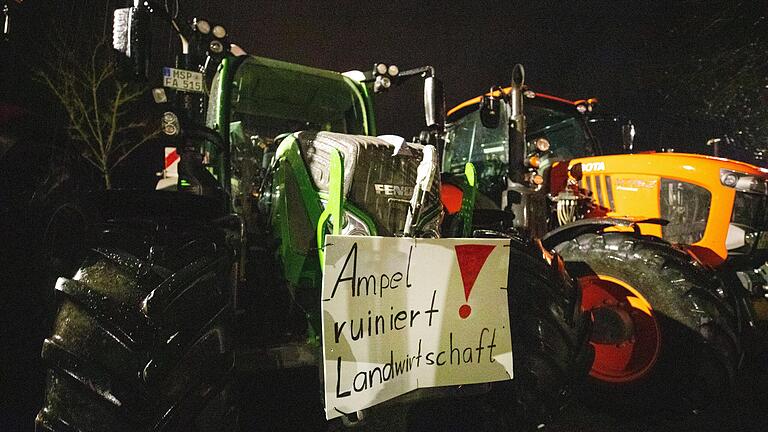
<box><xmin>4</xmin><ymin>342</ymin><xmax>765</xmax><ymax>431</ymax></box>
<box><xmin>238</xmin><ymin>349</ymin><xmax>768</xmax><ymax>432</ymax></box>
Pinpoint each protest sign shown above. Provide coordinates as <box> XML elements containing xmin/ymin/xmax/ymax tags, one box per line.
<box><xmin>321</xmin><ymin>235</ymin><xmax>512</xmax><ymax>419</ymax></box>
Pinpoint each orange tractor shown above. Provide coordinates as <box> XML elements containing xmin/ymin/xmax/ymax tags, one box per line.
<box><xmin>441</xmin><ymin>65</ymin><xmax>761</xmax><ymax>413</ymax></box>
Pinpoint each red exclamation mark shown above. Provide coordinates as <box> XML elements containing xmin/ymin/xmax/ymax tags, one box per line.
<box><xmin>454</xmin><ymin>244</ymin><xmax>496</xmax><ymax>319</ymax></box>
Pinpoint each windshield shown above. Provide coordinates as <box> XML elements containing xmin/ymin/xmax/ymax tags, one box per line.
<box><xmin>443</xmin><ymin>103</ymin><xmax>509</xmax><ymax>176</ymax></box>
<box><xmin>586</xmin><ymin>117</ymin><xmax>631</xmax><ymax>154</ymax></box>
<box><xmin>444</xmin><ymin>100</ymin><xmax>594</xmax><ymax>176</ymax></box>
<box><xmin>526</xmin><ymin>104</ymin><xmax>593</xmax><ymax>159</ymax></box>
<box><xmin>207</xmin><ymin>56</ymin><xmax>368</xmax><ymax>142</ymax></box>
<box><xmin>205</xmin><ymin>56</ymin><xmax>371</xmax><ymax>208</ymax></box>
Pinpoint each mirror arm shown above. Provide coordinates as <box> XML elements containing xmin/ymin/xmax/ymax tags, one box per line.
<box><xmin>397</xmin><ymin>65</ymin><xmax>435</xmax><ymax>79</ymax></box>
<box><xmin>362</xmin><ymin>65</ymin><xmax>435</xmax><ymax>83</ymax></box>
<box><xmin>135</xmin><ymin>0</ymin><xmax>191</xmax><ymax>52</ymax></box>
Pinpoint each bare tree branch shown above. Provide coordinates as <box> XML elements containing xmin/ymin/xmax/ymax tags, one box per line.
<box><xmin>109</xmin><ymin>129</ymin><xmax>161</xmax><ymax>171</ymax></box>
<box><xmin>36</xmin><ymin>36</ymin><xmax>154</xmax><ymax>189</ymax></box>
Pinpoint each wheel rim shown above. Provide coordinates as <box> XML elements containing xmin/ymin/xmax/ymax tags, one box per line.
<box><xmin>580</xmin><ymin>275</ymin><xmax>661</xmax><ymax>383</ymax></box>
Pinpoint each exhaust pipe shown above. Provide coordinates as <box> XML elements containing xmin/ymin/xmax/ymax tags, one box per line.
<box><xmin>507</xmin><ymin>64</ymin><xmax>526</xmax><ymax>183</ymax></box>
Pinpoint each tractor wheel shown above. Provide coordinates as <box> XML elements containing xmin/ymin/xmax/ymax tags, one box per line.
<box><xmin>489</xmin><ymin>237</ymin><xmax>594</xmax><ymax>427</ymax></box>
<box><xmin>555</xmin><ymin>232</ymin><xmax>741</xmax><ymax>417</ymax></box>
<box><xmin>35</xmin><ymin>219</ymin><xmax>238</xmax><ymax>432</ymax></box>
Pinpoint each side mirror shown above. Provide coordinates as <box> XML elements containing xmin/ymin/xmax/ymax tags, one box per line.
<box><xmin>479</xmin><ymin>91</ymin><xmax>500</xmax><ymax>129</ymax></box>
<box><xmin>113</xmin><ymin>3</ymin><xmax>151</xmax><ymax>80</ymax></box>
<box><xmin>621</xmin><ymin>121</ymin><xmax>635</xmax><ymax>152</ymax></box>
<box><xmin>423</xmin><ymin>76</ymin><xmax>445</xmax><ymax>129</ymax></box>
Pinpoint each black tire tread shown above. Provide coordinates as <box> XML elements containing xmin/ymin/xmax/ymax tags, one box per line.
<box><xmin>555</xmin><ymin>231</ymin><xmax>740</xmax><ymax>414</ymax></box>
<box><xmin>502</xmin><ymin>238</ymin><xmax>593</xmax><ymax>425</ymax></box>
<box><xmin>36</xmin><ymin>220</ymin><xmax>237</xmax><ymax>432</ymax></box>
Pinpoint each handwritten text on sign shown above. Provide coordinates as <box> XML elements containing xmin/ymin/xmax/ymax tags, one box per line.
<box><xmin>321</xmin><ymin>236</ymin><xmax>513</xmax><ymax>419</ymax></box>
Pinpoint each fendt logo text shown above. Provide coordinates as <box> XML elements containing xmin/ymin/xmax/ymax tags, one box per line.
<box><xmin>374</xmin><ymin>184</ymin><xmax>414</xmax><ymax>197</ymax></box>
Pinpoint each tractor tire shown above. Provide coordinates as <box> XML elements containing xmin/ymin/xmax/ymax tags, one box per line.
<box><xmin>487</xmin><ymin>237</ymin><xmax>594</xmax><ymax>428</ymax></box>
<box><xmin>555</xmin><ymin>232</ymin><xmax>741</xmax><ymax>419</ymax></box>
<box><xmin>35</xmin><ymin>218</ymin><xmax>238</xmax><ymax>432</ymax></box>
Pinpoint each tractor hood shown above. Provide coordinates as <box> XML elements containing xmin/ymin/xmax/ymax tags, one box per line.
<box><xmin>567</xmin><ymin>152</ymin><xmax>768</xmax><ymax>189</ymax></box>
<box><xmin>567</xmin><ymin>152</ymin><xmax>768</xmax><ymax>267</ymax></box>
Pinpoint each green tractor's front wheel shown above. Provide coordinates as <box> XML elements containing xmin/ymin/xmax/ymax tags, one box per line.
<box><xmin>487</xmin><ymin>237</ymin><xmax>594</xmax><ymax>428</ymax></box>
<box><xmin>36</xmin><ymin>219</ymin><xmax>238</xmax><ymax>432</ymax></box>
<box><xmin>556</xmin><ymin>232</ymin><xmax>741</xmax><ymax>419</ymax></box>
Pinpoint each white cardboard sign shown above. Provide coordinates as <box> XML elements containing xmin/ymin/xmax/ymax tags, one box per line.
<box><xmin>321</xmin><ymin>235</ymin><xmax>513</xmax><ymax>419</ymax></box>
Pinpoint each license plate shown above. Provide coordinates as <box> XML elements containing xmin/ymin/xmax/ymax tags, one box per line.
<box><xmin>162</xmin><ymin>67</ymin><xmax>204</xmax><ymax>93</ymax></box>
<box><xmin>757</xmin><ymin>232</ymin><xmax>768</xmax><ymax>249</ymax></box>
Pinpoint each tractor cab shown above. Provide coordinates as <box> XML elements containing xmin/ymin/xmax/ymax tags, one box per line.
<box><xmin>442</xmin><ymin>86</ymin><xmax>611</xmax><ymax>237</ymax></box>
<box><xmin>202</xmin><ymin>54</ymin><xmax>446</xmax><ymax>343</ymax></box>
<box><xmin>204</xmin><ymin>55</ymin><xmax>375</xmax><ymax>216</ymax></box>
<box><xmin>209</xmin><ymin>55</ymin><xmax>373</xmax><ymax>142</ymax></box>
<box><xmin>443</xmin><ymin>88</ymin><xmax>614</xmax><ymax>198</ymax></box>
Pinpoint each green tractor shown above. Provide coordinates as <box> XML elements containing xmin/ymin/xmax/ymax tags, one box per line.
<box><xmin>36</xmin><ymin>3</ymin><xmax>592</xmax><ymax>431</ymax></box>
<box><xmin>440</xmin><ymin>65</ymin><xmax>745</xmax><ymax>420</ymax></box>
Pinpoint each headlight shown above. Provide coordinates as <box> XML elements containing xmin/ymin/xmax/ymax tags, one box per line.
<box><xmin>722</xmin><ymin>171</ymin><xmax>738</xmax><ymax>187</ymax></box>
<box><xmin>341</xmin><ymin>211</ymin><xmax>371</xmax><ymax>236</ymax></box>
<box><xmin>726</xmin><ymin>224</ymin><xmax>747</xmax><ymax>250</ymax></box>
<box><xmin>209</xmin><ymin>39</ymin><xmax>224</xmax><ymax>54</ymax></box>
<box><xmin>161</xmin><ymin>111</ymin><xmax>179</xmax><ymax>136</ymax></box>
<box><xmin>321</xmin><ymin>199</ymin><xmax>372</xmax><ymax>236</ymax></box>
<box><xmin>660</xmin><ymin>179</ymin><xmax>711</xmax><ymax>244</ymax></box>
<box><xmin>195</xmin><ymin>19</ymin><xmax>211</xmax><ymax>34</ymax></box>
<box><xmin>535</xmin><ymin>137</ymin><xmax>551</xmax><ymax>152</ymax></box>
<box><xmin>212</xmin><ymin>25</ymin><xmax>227</xmax><ymax>39</ymax></box>
<box><xmin>526</xmin><ymin>155</ymin><xmax>540</xmax><ymax>168</ymax></box>
<box><xmin>720</xmin><ymin>169</ymin><xmax>768</xmax><ymax>194</ymax></box>
<box><xmin>726</xmin><ymin>223</ymin><xmax>761</xmax><ymax>252</ymax></box>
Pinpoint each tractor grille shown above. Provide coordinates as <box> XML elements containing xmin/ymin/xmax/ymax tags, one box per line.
<box><xmin>579</xmin><ymin>173</ymin><xmax>615</xmax><ymax>210</ymax></box>
<box><xmin>298</xmin><ymin>131</ymin><xmax>441</xmax><ymax>236</ymax></box>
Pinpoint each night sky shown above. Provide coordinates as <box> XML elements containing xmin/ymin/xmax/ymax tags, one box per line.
<box><xmin>185</xmin><ymin>0</ymin><xmax>671</xmax><ymax>138</ymax></box>
<box><xmin>6</xmin><ymin>0</ymin><xmax>763</xmax><ymax>151</ymax></box>
<box><xmin>172</xmin><ymin>0</ymin><xmax>765</xmax><ymax>154</ymax></box>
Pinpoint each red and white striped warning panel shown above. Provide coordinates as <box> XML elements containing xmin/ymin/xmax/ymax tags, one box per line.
<box><xmin>164</xmin><ymin>147</ymin><xmax>179</xmax><ymax>176</ymax></box>
<box><xmin>156</xmin><ymin>147</ymin><xmax>179</xmax><ymax>190</ymax></box>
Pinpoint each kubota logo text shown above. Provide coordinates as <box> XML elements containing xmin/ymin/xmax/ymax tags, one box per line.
<box><xmin>374</xmin><ymin>184</ymin><xmax>414</xmax><ymax>197</ymax></box>
<box><xmin>581</xmin><ymin>162</ymin><xmax>605</xmax><ymax>172</ymax></box>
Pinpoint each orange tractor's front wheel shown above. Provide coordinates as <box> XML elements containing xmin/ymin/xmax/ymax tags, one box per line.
<box><xmin>579</xmin><ymin>274</ymin><xmax>661</xmax><ymax>384</ymax></box>
<box><xmin>555</xmin><ymin>232</ymin><xmax>741</xmax><ymax>417</ymax></box>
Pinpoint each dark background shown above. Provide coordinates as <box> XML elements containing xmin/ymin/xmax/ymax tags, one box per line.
<box><xmin>1</xmin><ymin>1</ymin><xmax>766</xmax><ymax>430</ymax></box>
<box><xmin>3</xmin><ymin>1</ymin><xmax>767</xmax><ymax>162</ymax></box>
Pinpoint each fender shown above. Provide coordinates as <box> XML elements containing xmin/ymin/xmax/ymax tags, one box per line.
<box><xmin>540</xmin><ymin>217</ymin><xmax>668</xmax><ymax>251</ymax></box>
